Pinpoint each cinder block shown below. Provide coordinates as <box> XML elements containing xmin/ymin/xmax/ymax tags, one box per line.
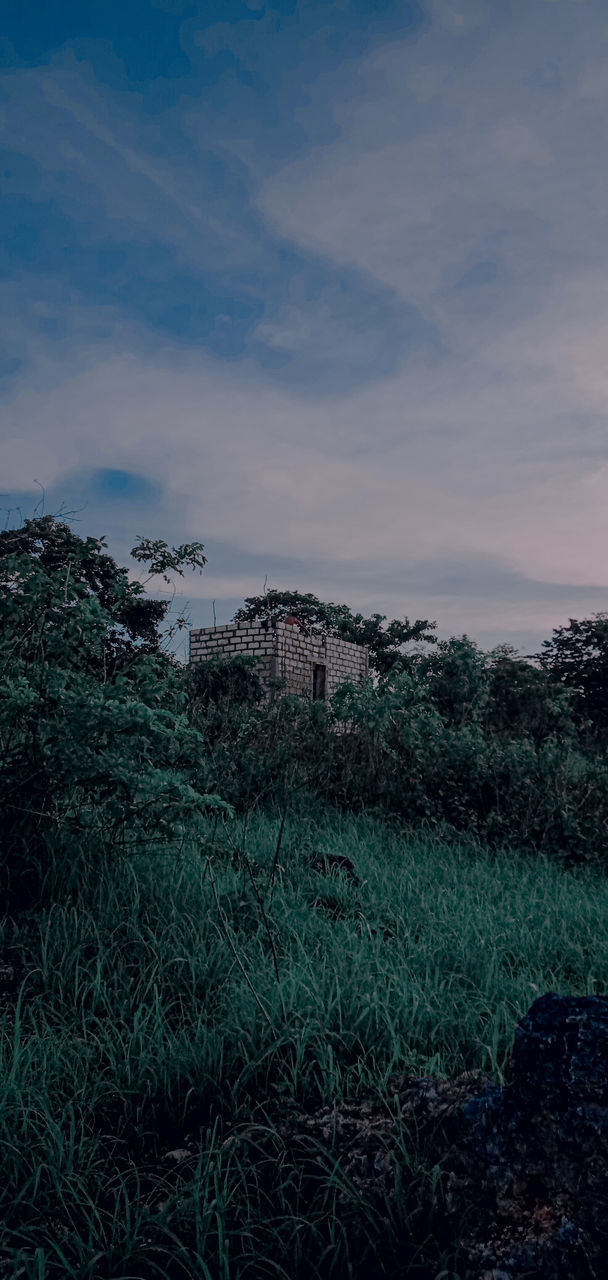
<box><xmin>189</xmin><ymin>619</ymin><xmax>368</xmax><ymax>698</ymax></box>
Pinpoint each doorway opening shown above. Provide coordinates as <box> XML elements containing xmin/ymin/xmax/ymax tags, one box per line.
<box><xmin>312</xmin><ymin>663</ymin><xmax>326</xmax><ymax>701</ymax></box>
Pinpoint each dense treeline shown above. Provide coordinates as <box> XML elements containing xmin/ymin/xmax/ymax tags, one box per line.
<box><xmin>2</xmin><ymin>515</ymin><xmax>608</xmax><ymax>915</ymax></box>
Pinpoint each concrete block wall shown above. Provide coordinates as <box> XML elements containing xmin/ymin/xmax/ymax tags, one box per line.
<box><xmin>189</xmin><ymin>618</ymin><xmax>368</xmax><ymax>717</ymax></box>
<box><xmin>189</xmin><ymin>621</ymin><xmax>277</xmax><ymax>689</ymax></box>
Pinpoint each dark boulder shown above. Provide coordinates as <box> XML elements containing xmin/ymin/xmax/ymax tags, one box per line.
<box><xmin>509</xmin><ymin>990</ymin><xmax>608</xmax><ymax>1108</ymax></box>
<box><xmin>422</xmin><ymin>992</ymin><xmax>608</xmax><ymax>1277</ymax></box>
<box><xmin>277</xmin><ymin>993</ymin><xmax>608</xmax><ymax>1278</ymax></box>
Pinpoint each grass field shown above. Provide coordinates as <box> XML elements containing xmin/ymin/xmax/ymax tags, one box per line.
<box><xmin>1</xmin><ymin>801</ymin><xmax>606</xmax><ymax>1279</ymax></box>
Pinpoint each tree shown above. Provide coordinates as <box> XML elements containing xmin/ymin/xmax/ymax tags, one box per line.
<box><xmin>231</xmin><ymin>588</ymin><xmax>438</xmax><ymax>679</ymax></box>
<box><xmin>400</xmin><ymin>635</ymin><xmax>491</xmax><ymax>729</ymax></box>
<box><xmin>483</xmin><ymin>642</ymin><xmax>578</xmax><ymax>746</ymax></box>
<box><xmin>528</xmin><ymin>613</ymin><xmax>608</xmax><ymax>750</ymax></box>
<box><xmin>0</xmin><ymin>516</ymin><xmax>231</xmax><ymax>913</ymax></box>
<box><xmin>0</xmin><ymin>517</ymin><xmax>208</xmax><ymax>672</ymax></box>
<box><xmin>389</xmin><ymin>637</ymin><xmax>579</xmax><ymax>744</ymax></box>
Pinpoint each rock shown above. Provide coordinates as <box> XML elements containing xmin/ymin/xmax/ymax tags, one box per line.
<box><xmin>509</xmin><ymin>990</ymin><xmax>608</xmax><ymax>1107</ymax></box>
<box><xmin>277</xmin><ymin>994</ymin><xmax>608</xmax><ymax>1278</ymax></box>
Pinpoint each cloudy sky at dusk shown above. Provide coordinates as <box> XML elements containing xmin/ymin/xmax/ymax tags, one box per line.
<box><xmin>2</xmin><ymin>0</ymin><xmax>607</xmax><ymax>662</ymax></box>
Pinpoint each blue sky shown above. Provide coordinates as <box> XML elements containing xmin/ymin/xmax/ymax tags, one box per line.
<box><xmin>2</xmin><ymin>0</ymin><xmax>607</xmax><ymax>662</ymax></box>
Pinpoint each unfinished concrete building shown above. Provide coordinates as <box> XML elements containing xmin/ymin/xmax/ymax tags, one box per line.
<box><xmin>189</xmin><ymin>615</ymin><xmax>368</xmax><ymax>711</ymax></box>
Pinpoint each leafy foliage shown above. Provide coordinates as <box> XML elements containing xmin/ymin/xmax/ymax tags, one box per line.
<box><xmin>0</xmin><ymin>517</ymin><xmax>231</xmax><ymax>912</ymax></box>
<box><xmin>185</xmin><ymin>651</ymin><xmax>265</xmax><ymax>715</ymax></box>
<box><xmin>232</xmin><ymin>587</ymin><xmax>438</xmax><ymax>678</ymax></box>
<box><xmin>130</xmin><ymin>535</ymin><xmax>208</xmax><ymax>584</ymax></box>
<box><xmin>529</xmin><ymin>612</ymin><xmax>608</xmax><ymax>750</ymax></box>
<box><xmin>5</xmin><ymin>512</ymin><xmax>608</xmax><ymax>920</ymax></box>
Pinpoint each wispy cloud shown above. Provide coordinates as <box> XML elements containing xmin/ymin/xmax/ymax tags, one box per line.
<box><xmin>2</xmin><ymin>0</ymin><xmax>608</xmax><ymax>659</ymax></box>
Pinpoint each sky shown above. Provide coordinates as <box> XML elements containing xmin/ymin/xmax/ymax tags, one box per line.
<box><xmin>2</xmin><ymin>0</ymin><xmax>608</xmax><ymax>664</ymax></box>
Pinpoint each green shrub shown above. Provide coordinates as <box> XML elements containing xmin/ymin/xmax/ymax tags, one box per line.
<box><xmin>0</xmin><ymin>518</ymin><xmax>232</xmax><ymax>913</ymax></box>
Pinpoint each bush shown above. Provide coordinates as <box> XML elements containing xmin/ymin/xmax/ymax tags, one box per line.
<box><xmin>0</xmin><ymin>518</ymin><xmax>232</xmax><ymax>913</ymax></box>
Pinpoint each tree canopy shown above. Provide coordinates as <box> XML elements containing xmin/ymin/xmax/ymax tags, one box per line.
<box><xmin>232</xmin><ymin>587</ymin><xmax>438</xmax><ymax>679</ymax></box>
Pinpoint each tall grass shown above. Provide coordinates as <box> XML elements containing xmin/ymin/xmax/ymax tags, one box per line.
<box><xmin>1</xmin><ymin>803</ymin><xmax>606</xmax><ymax>1279</ymax></box>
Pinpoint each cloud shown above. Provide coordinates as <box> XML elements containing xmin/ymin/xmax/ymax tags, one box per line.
<box><xmin>3</xmin><ymin>305</ymin><xmax>608</xmax><ymax>590</ymax></box>
<box><xmin>3</xmin><ymin>0</ymin><xmax>608</xmax><ymax>660</ymax></box>
<box><xmin>1</xmin><ymin>48</ymin><xmax>438</xmax><ymax>393</ymax></box>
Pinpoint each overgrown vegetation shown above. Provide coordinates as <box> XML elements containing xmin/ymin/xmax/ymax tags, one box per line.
<box><xmin>0</xmin><ymin>517</ymin><xmax>231</xmax><ymax>912</ymax></box>
<box><xmin>1</xmin><ymin>516</ymin><xmax>608</xmax><ymax>1278</ymax></box>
